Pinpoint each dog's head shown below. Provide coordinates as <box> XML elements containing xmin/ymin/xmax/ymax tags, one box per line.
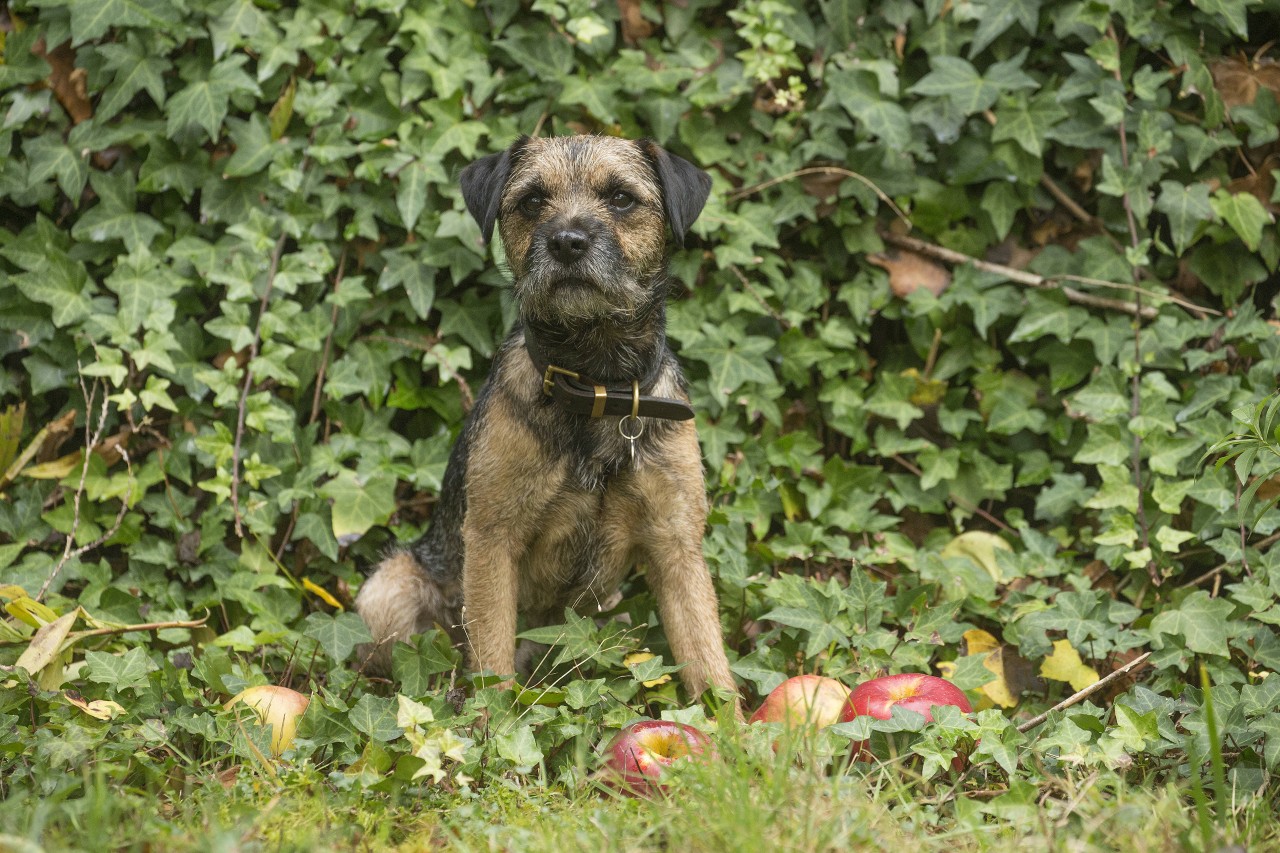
<box><xmin>459</xmin><ymin>136</ymin><xmax>712</xmax><ymax>322</ymax></box>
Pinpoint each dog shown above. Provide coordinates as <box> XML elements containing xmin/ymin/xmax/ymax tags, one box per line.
<box><xmin>354</xmin><ymin>135</ymin><xmax>737</xmax><ymax>708</ymax></box>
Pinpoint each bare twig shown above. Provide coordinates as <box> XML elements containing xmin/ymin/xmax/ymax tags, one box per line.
<box><xmin>729</xmin><ymin>165</ymin><xmax>913</xmax><ymax>226</ymax></box>
<box><xmin>309</xmin><ymin>244</ymin><xmax>348</xmax><ymax>426</ymax></box>
<box><xmin>1106</xmin><ymin>23</ymin><xmax>1157</xmax><ymax>586</ymax></box>
<box><xmin>231</xmin><ymin>231</ymin><xmax>290</xmax><ymax>538</ymax></box>
<box><xmin>1017</xmin><ymin>651</ymin><xmax>1153</xmax><ymax>734</ymax></box>
<box><xmin>727</xmin><ymin>264</ymin><xmax>789</xmax><ymax>328</ymax></box>
<box><xmin>38</xmin><ymin>377</ymin><xmax>133</xmax><ymax>602</ymax></box>
<box><xmin>890</xmin><ymin>454</ymin><xmax>1014</xmax><ymax>533</ymax></box>
<box><xmin>1038</xmin><ymin>173</ymin><xmax>1098</xmax><ymax>228</ymax></box>
<box><xmin>878</xmin><ymin>232</ymin><xmax>1159</xmax><ymax>319</ymax></box>
<box><xmin>65</xmin><ymin>614</ymin><xmax>209</xmax><ymax>641</ymax></box>
<box><xmin>1178</xmin><ymin>530</ymin><xmax>1280</xmax><ymax>590</ymax></box>
<box><xmin>1055</xmin><ymin>274</ymin><xmax>1218</xmax><ymax>317</ymax></box>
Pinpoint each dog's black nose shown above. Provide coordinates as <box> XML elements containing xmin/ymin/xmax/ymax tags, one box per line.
<box><xmin>546</xmin><ymin>228</ymin><xmax>590</xmax><ymax>263</ymax></box>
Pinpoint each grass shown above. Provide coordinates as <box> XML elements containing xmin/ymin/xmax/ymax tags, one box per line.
<box><xmin>4</xmin><ymin>733</ymin><xmax>1274</xmax><ymax>853</ymax></box>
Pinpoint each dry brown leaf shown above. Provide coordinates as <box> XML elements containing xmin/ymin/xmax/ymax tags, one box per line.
<box><xmin>31</xmin><ymin>38</ymin><xmax>93</xmax><ymax>124</ymax></box>
<box><xmin>868</xmin><ymin>248</ymin><xmax>951</xmax><ymax>297</ymax></box>
<box><xmin>1210</xmin><ymin>56</ymin><xmax>1280</xmax><ymax>109</ymax></box>
<box><xmin>1227</xmin><ymin>153</ymin><xmax>1280</xmax><ymax>212</ymax></box>
<box><xmin>13</xmin><ymin>609</ymin><xmax>79</xmax><ymax>676</ymax></box>
<box><xmin>617</xmin><ymin>0</ymin><xmax>655</xmax><ymax>44</ymax></box>
<box><xmin>799</xmin><ymin>169</ymin><xmax>846</xmax><ymax>201</ymax></box>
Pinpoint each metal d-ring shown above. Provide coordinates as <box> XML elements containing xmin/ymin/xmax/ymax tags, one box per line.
<box><xmin>619</xmin><ymin>379</ymin><xmax>644</xmax><ymax>440</ymax></box>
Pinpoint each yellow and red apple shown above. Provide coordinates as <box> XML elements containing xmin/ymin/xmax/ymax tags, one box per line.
<box><xmin>225</xmin><ymin>685</ymin><xmax>311</xmax><ymax>757</ymax></box>
<box><xmin>749</xmin><ymin>674</ymin><xmax>851</xmax><ymax>730</ymax></box>
<box><xmin>602</xmin><ymin>720</ymin><xmax>713</xmax><ymax>795</ymax></box>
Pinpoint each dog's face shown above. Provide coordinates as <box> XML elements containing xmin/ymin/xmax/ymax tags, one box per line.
<box><xmin>460</xmin><ymin>136</ymin><xmax>712</xmax><ymax>322</ymax></box>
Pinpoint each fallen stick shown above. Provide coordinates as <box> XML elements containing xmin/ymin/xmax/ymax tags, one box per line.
<box><xmin>879</xmin><ymin>231</ymin><xmax>1161</xmax><ymax>320</ymax></box>
<box><xmin>1017</xmin><ymin>651</ymin><xmax>1153</xmax><ymax>734</ymax></box>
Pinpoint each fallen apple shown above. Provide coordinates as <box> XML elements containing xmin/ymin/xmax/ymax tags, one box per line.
<box><xmin>749</xmin><ymin>674</ymin><xmax>851</xmax><ymax>731</ymax></box>
<box><xmin>225</xmin><ymin>685</ymin><xmax>311</xmax><ymax>757</ymax></box>
<box><xmin>602</xmin><ymin>719</ymin><xmax>713</xmax><ymax>795</ymax></box>
<box><xmin>841</xmin><ymin>673</ymin><xmax>971</xmax><ymax>765</ymax></box>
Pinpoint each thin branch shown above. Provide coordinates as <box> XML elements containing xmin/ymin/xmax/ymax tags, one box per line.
<box><xmin>231</xmin><ymin>231</ymin><xmax>290</xmax><ymax>538</ymax></box>
<box><xmin>729</xmin><ymin>165</ymin><xmax>912</xmax><ymax>226</ymax></box>
<box><xmin>1178</xmin><ymin>530</ymin><xmax>1280</xmax><ymax>590</ymax></box>
<box><xmin>66</xmin><ymin>615</ymin><xmax>209</xmax><ymax>641</ymax></box>
<box><xmin>727</xmin><ymin>263</ymin><xmax>789</xmax><ymax>328</ymax></box>
<box><xmin>38</xmin><ymin>376</ymin><xmax>133</xmax><ymax>601</ymax></box>
<box><xmin>1054</xmin><ymin>274</ymin><xmax>1218</xmax><ymax>318</ymax></box>
<box><xmin>890</xmin><ymin>454</ymin><xmax>1014</xmax><ymax>533</ymax></box>
<box><xmin>1017</xmin><ymin>651</ymin><xmax>1153</xmax><ymax>734</ymax></box>
<box><xmin>878</xmin><ymin>232</ymin><xmax>1158</xmax><ymax>319</ymax></box>
<box><xmin>309</xmin><ymin>244</ymin><xmax>348</xmax><ymax>427</ymax></box>
<box><xmin>1038</xmin><ymin>173</ymin><xmax>1099</xmax><ymax>228</ymax></box>
<box><xmin>1107</xmin><ymin>22</ymin><xmax>1157</xmax><ymax>586</ymax></box>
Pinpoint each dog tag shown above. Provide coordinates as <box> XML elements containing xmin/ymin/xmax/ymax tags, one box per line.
<box><xmin>620</xmin><ymin>380</ymin><xmax>643</xmax><ymax>466</ymax></box>
<box><xmin>619</xmin><ymin>416</ymin><xmax>643</xmax><ymax>465</ymax></box>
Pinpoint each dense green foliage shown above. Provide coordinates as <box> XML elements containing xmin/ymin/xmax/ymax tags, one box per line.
<box><xmin>2</xmin><ymin>0</ymin><xmax>1280</xmax><ymax>847</ymax></box>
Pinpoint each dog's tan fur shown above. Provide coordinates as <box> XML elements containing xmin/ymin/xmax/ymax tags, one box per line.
<box><xmin>354</xmin><ymin>136</ymin><xmax>737</xmax><ymax>707</ymax></box>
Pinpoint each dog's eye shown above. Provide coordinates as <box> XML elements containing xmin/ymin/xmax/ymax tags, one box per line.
<box><xmin>608</xmin><ymin>191</ymin><xmax>636</xmax><ymax>212</ymax></box>
<box><xmin>519</xmin><ymin>194</ymin><xmax>545</xmax><ymax>216</ymax></box>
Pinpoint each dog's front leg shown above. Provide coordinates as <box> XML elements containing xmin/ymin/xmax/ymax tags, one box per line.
<box><xmin>638</xmin><ymin>425</ymin><xmax>739</xmax><ymax>713</ymax></box>
<box><xmin>460</xmin><ymin>531</ymin><xmax>521</xmax><ymax>682</ymax></box>
<box><xmin>459</xmin><ymin>407</ymin><xmax>564</xmax><ymax>683</ymax></box>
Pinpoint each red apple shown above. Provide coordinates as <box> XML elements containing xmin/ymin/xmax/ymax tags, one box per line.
<box><xmin>602</xmin><ymin>720</ymin><xmax>714</xmax><ymax>795</ymax></box>
<box><xmin>841</xmin><ymin>674</ymin><xmax>971</xmax><ymax>765</ymax></box>
<box><xmin>750</xmin><ymin>674</ymin><xmax>851</xmax><ymax>731</ymax></box>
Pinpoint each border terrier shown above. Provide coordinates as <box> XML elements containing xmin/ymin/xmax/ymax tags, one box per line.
<box><xmin>355</xmin><ymin>135</ymin><xmax>737</xmax><ymax>707</ymax></box>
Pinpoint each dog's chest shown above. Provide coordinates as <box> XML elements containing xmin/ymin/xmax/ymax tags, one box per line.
<box><xmin>517</xmin><ymin>478</ymin><xmax>645</xmax><ymax>614</ymax></box>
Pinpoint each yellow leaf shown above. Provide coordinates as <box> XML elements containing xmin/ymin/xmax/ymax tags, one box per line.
<box><xmin>1040</xmin><ymin>640</ymin><xmax>1100</xmax><ymax>692</ymax></box>
<box><xmin>963</xmin><ymin>628</ymin><xmax>1000</xmax><ymax>655</ymax></box>
<box><xmin>302</xmin><ymin>578</ymin><xmax>343</xmax><ymax>611</ymax></box>
<box><xmin>980</xmin><ymin>647</ymin><xmax>1019</xmax><ymax>708</ymax></box>
<box><xmin>65</xmin><ymin>692</ymin><xmax>126</xmax><ymax>720</ymax></box>
<box><xmin>0</xmin><ymin>584</ymin><xmax>30</xmax><ymax>602</ymax></box>
<box><xmin>21</xmin><ymin>451</ymin><xmax>83</xmax><ymax>480</ymax></box>
<box><xmin>5</xmin><ymin>596</ymin><xmax>60</xmax><ymax>628</ymax></box>
<box><xmin>623</xmin><ymin>650</ymin><xmax>671</xmax><ymax>687</ymax></box>
<box><xmin>941</xmin><ymin>530</ymin><xmax>1013</xmax><ymax>582</ymax></box>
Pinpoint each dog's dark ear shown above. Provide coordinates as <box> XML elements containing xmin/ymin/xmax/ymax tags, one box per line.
<box><xmin>639</xmin><ymin>140</ymin><xmax>713</xmax><ymax>247</ymax></box>
<box><xmin>459</xmin><ymin>138</ymin><xmax>526</xmax><ymax>243</ymax></box>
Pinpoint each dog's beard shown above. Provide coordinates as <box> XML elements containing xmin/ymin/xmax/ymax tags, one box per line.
<box><xmin>515</xmin><ymin>251</ymin><xmax>647</xmax><ymax>323</ymax></box>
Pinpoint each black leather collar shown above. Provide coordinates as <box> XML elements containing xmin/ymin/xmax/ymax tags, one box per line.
<box><xmin>522</xmin><ymin>328</ymin><xmax>695</xmax><ymax>421</ymax></box>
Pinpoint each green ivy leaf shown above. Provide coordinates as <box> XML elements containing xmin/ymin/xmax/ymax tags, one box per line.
<box><xmin>318</xmin><ymin>469</ymin><xmax>397</xmax><ymax>543</ymax></box>
<box><xmin>1209</xmin><ymin>189</ymin><xmax>1273</xmax><ymax>252</ymax></box>
<box><xmin>493</xmin><ymin>724</ymin><xmax>544</xmax><ymax>770</ymax></box>
<box><xmin>969</xmin><ymin>0</ymin><xmax>1042</xmax><ymax>57</ymax></box>
<box><xmin>349</xmin><ymin>693</ymin><xmax>402</xmax><ymax>742</ymax></box>
<box><xmin>1148</xmin><ymin>591</ymin><xmax>1239</xmax><ymax>657</ymax></box>
<box><xmin>682</xmin><ymin>325</ymin><xmax>776</xmax><ymax>407</ymax></box>
<box><xmin>84</xmin><ymin>648</ymin><xmax>154</xmax><ymax>692</ymax></box>
<box><xmin>397</xmin><ymin>160</ymin><xmax>431</xmax><ymax>233</ymax></box>
<box><xmin>1155</xmin><ymin>182</ymin><xmax>1215</xmax><ymax>255</ymax></box>
<box><xmin>827</xmin><ymin>69</ymin><xmax>911</xmax><ymax>149</ymax></box>
<box><xmin>303</xmin><ymin>611</ymin><xmax>374</xmax><ymax>664</ymax></box>
<box><xmin>166</xmin><ymin>56</ymin><xmax>260</xmax><ymax>142</ymax></box>
<box><xmin>67</xmin><ymin>0</ymin><xmax>179</xmax><ymax>45</ymax></box>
